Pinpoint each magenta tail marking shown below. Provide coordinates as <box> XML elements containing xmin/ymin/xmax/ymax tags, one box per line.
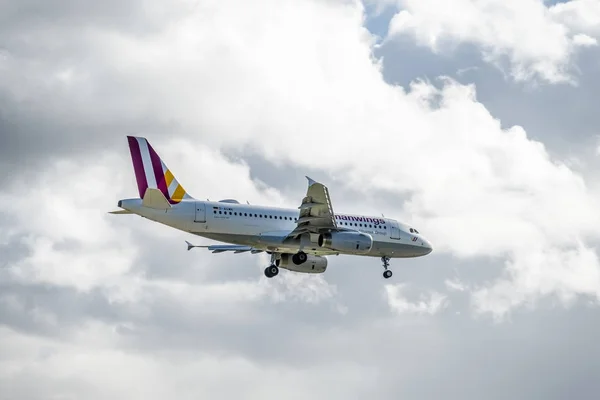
<box><xmin>147</xmin><ymin>141</ymin><xmax>170</xmax><ymax>201</ymax></box>
<box><xmin>127</xmin><ymin>136</ymin><xmax>148</xmax><ymax>198</ymax></box>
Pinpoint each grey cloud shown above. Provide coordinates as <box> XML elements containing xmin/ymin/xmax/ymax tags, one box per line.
<box><xmin>2</xmin><ymin>219</ymin><xmax>599</xmax><ymax>399</ymax></box>
<box><xmin>0</xmin><ymin>0</ymin><xmax>187</xmax><ymax>186</ymax></box>
<box><xmin>0</xmin><ymin>96</ymin><xmax>185</xmax><ymax>192</ymax></box>
<box><xmin>0</xmin><ymin>281</ymin><xmax>117</xmax><ymax>338</ymax></box>
<box><xmin>2</xmin><ymin>270</ymin><xmax>600</xmax><ymax>400</ymax></box>
<box><xmin>0</xmin><ymin>0</ymin><xmax>167</xmax><ymax>38</ymax></box>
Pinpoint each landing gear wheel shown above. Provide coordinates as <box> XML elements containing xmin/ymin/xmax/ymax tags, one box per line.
<box><xmin>383</xmin><ymin>270</ymin><xmax>392</xmax><ymax>279</ymax></box>
<box><xmin>264</xmin><ymin>265</ymin><xmax>279</xmax><ymax>278</ymax></box>
<box><xmin>292</xmin><ymin>251</ymin><xmax>308</xmax><ymax>265</ymax></box>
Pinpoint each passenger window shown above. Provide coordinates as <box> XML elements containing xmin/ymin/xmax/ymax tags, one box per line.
<box><xmin>213</xmin><ymin>210</ymin><xmax>216</xmax><ymax>214</ymax></box>
<box><xmin>234</xmin><ymin>212</ymin><xmax>237</xmax><ymax>216</ymax></box>
<box><xmin>219</xmin><ymin>211</ymin><xmax>222</xmax><ymax>214</ymax></box>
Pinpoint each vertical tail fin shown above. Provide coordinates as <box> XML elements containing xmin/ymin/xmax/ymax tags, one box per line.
<box><xmin>126</xmin><ymin>136</ymin><xmax>193</xmax><ymax>203</ymax></box>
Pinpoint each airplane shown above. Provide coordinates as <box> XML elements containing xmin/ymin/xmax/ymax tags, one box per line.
<box><xmin>110</xmin><ymin>136</ymin><xmax>433</xmax><ymax>279</ymax></box>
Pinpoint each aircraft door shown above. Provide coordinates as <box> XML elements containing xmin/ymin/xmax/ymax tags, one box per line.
<box><xmin>389</xmin><ymin>220</ymin><xmax>401</xmax><ymax>240</ymax></box>
<box><xmin>194</xmin><ymin>202</ymin><xmax>206</xmax><ymax>223</ymax></box>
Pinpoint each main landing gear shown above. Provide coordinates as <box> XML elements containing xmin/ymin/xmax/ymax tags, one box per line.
<box><xmin>264</xmin><ymin>251</ymin><xmax>308</xmax><ymax>278</ymax></box>
<box><xmin>264</xmin><ymin>265</ymin><xmax>279</xmax><ymax>278</ymax></box>
<box><xmin>382</xmin><ymin>256</ymin><xmax>392</xmax><ymax>279</ymax></box>
<box><xmin>264</xmin><ymin>252</ymin><xmax>279</xmax><ymax>278</ymax></box>
<box><xmin>291</xmin><ymin>251</ymin><xmax>307</xmax><ymax>265</ymax></box>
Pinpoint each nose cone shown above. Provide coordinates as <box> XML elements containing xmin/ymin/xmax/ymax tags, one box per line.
<box><xmin>421</xmin><ymin>238</ymin><xmax>433</xmax><ymax>255</ymax></box>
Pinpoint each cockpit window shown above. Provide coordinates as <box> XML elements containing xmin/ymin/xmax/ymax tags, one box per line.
<box><xmin>409</xmin><ymin>228</ymin><xmax>414</xmax><ymax>233</ymax></box>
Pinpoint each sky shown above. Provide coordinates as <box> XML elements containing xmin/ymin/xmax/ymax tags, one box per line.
<box><xmin>1</xmin><ymin>0</ymin><xmax>600</xmax><ymax>399</ymax></box>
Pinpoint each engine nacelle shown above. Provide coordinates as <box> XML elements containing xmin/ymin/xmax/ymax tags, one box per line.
<box><xmin>277</xmin><ymin>254</ymin><xmax>327</xmax><ymax>274</ymax></box>
<box><xmin>318</xmin><ymin>231</ymin><xmax>373</xmax><ymax>254</ymax></box>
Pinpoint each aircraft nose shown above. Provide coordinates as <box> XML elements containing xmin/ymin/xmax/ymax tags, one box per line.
<box><xmin>421</xmin><ymin>238</ymin><xmax>433</xmax><ymax>255</ymax></box>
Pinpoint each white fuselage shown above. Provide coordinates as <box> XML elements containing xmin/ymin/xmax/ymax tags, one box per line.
<box><xmin>119</xmin><ymin>198</ymin><xmax>433</xmax><ymax>259</ymax></box>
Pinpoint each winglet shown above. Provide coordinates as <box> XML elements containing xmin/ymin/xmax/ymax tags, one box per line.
<box><xmin>306</xmin><ymin>176</ymin><xmax>317</xmax><ymax>187</ymax></box>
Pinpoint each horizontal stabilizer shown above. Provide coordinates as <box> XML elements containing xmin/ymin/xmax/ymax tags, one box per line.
<box><xmin>185</xmin><ymin>241</ymin><xmax>263</xmax><ymax>254</ymax></box>
<box><xmin>142</xmin><ymin>188</ymin><xmax>172</xmax><ymax>210</ymax></box>
<box><xmin>108</xmin><ymin>210</ymin><xmax>133</xmax><ymax>215</ymax></box>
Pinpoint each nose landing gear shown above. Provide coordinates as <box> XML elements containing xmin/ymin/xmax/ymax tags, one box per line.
<box><xmin>381</xmin><ymin>256</ymin><xmax>392</xmax><ymax>279</ymax></box>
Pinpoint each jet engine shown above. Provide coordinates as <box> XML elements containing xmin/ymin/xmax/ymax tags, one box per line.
<box><xmin>318</xmin><ymin>231</ymin><xmax>373</xmax><ymax>253</ymax></box>
<box><xmin>277</xmin><ymin>254</ymin><xmax>327</xmax><ymax>273</ymax></box>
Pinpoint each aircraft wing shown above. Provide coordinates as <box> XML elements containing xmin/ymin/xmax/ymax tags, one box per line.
<box><xmin>186</xmin><ymin>241</ymin><xmax>264</xmax><ymax>254</ymax></box>
<box><xmin>286</xmin><ymin>176</ymin><xmax>338</xmax><ymax>239</ymax></box>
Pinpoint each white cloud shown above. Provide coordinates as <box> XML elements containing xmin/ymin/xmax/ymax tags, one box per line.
<box><xmin>550</xmin><ymin>0</ymin><xmax>600</xmax><ymax>36</ymax></box>
<box><xmin>572</xmin><ymin>33</ymin><xmax>598</xmax><ymax>47</ymax></box>
<box><xmin>386</xmin><ymin>283</ymin><xmax>449</xmax><ymax>315</ymax></box>
<box><xmin>0</xmin><ymin>153</ymin><xmax>137</xmax><ymax>291</ymax></box>
<box><xmin>472</xmin><ymin>242</ymin><xmax>600</xmax><ymax>319</ymax></box>
<box><xmin>445</xmin><ymin>278</ymin><xmax>467</xmax><ymax>292</ymax></box>
<box><xmin>383</xmin><ymin>0</ymin><xmax>600</xmax><ymax>83</ymax></box>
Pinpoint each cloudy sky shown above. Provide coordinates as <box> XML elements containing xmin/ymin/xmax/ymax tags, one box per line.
<box><xmin>2</xmin><ymin>0</ymin><xmax>600</xmax><ymax>398</ymax></box>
